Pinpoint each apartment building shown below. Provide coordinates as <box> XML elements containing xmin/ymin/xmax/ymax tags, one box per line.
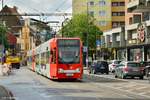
<box><xmin>72</xmin><ymin>0</ymin><xmax>125</xmax><ymax>31</ymax></box>
<box><xmin>103</xmin><ymin>0</ymin><xmax>150</xmax><ymax>61</ymax></box>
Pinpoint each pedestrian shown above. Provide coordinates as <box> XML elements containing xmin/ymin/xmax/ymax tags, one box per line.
<box><xmin>3</xmin><ymin>63</ymin><xmax>11</xmax><ymax>76</ymax></box>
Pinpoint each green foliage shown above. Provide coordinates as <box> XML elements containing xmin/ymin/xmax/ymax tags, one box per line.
<box><xmin>0</xmin><ymin>23</ymin><xmax>8</xmax><ymax>48</ymax></box>
<box><xmin>61</xmin><ymin>14</ymin><xmax>103</xmax><ymax>51</ymax></box>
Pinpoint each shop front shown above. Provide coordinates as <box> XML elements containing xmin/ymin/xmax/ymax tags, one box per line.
<box><xmin>128</xmin><ymin>47</ymin><xmax>144</xmax><ymax>62</ymax></box>
<box><xmin>117</xmin><ymin>49</ymin><xmax>126</xmax><ymax>61</ymax></box>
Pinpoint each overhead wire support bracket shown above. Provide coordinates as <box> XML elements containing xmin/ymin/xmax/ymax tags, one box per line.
<box><xmin>0</xmin><ymin>13</ymin><xmax>72</xmax><ymax>16</ymax></box>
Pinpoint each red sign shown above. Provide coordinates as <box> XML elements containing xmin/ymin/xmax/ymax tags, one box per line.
<box><xmin>137</xmin><ymin>23</ymin><xmax>146</xmax><ymax>42</ymax></box>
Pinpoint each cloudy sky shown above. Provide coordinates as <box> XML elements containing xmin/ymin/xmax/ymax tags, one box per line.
<box><xmin>3</xmin><ymin>0</ymin><xmax>72</xmax><ymax>22</ymax></box>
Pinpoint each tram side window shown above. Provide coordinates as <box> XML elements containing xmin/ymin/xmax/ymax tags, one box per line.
<box><xmin>46</xmin><ymin>51</ymin><xmax>50</xmax><ymax>64</ymax></box>
<box><xmin>41</xmin><ymin>53</ymin><xmax>44</xmax><ymax>65</ymax></box>
<box><xmin>50</xmin><ymin>49</ymin><xmax>56</xmax><ymax>64</ymax></box>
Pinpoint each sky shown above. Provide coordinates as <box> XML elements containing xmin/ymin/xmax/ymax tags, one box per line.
<box><xmin>2</xmin><ymin>0</ymin><xmax>72</xmax><ymax>29</ymax></box>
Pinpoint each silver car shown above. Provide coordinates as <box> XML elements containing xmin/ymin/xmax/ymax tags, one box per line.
<box><xmin>115</xmin><ymin>61</ymin><xmax>144</xmax><ymax>79</ymax></box>
<box><xmin>109</xmin><ymin>60</ymin><xmax>121</xmax><ymax>73</ymax></box>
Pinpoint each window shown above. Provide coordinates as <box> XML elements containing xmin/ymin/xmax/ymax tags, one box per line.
<box><xmin>112</xmin><ymin>12</ymin><xmax>125</xmax><ymax>16</ymax></box>
<box><xmin>112</xmin><ymin>22</ymin><xmax>118</xmax><ymax>28</ymax></box>
<box><xmin>99</xmin><ymin>10</ymin><xmax>106</xmax><ymax>16</ymax></box>
<box><xmin>112</xmin><ymin>12</ymin><xmax>118</xmax><ymax>16</ymax></box>
<box><xmin>112</xmin><ymin>2</ymin><xmax>118</xmax><ymax>6</ymax></box>
<box><xmin>89</xmin><ymin>1</ymin><xmax>94</xmax><ymax>6</ymax></box>
<box><xmin>112</xmin><ymin>2</ymin><xmax>125</xmax><ymax>6</ymax></box>
<box><xmin>112</xmin><ymin>22</ymin><xmax>125</xmax><ymax>28</ymax></box>
<box><xmin>46</xmin><ymin>51</ymin><xmax>50</xmax><ymax>64</ymax></box>
<box><xmin>99</xmin><ymin>0</ymin><xmax>106</xmax><ymax>6</ymax></box>
<box><xmin>119</xmin><ymin>2</ymin><xmax>125</xmax><ymax>6</ymax></box>
<box><xmin>50</xmin><ymin>49</ymin><xmax>56</xmax><ymax>64</ymax></box>
<box><xmin>89</xmin><ymin>11</ymin><xmax>94</xmax><ymax>16</ymax></box>
<box><xmin>116</xmin><ymin>35</ymin><xmax>120</xmax><ymax>41</ymax></box>
<box><xmin>99</xmin><ymin>21</ymin><xmax>107</xmax><ymax>26</ymax></box>
<box><xmin>118</xmin><ymin>12</ymin><xmax>125</xmax><ymax>16</ymax></box>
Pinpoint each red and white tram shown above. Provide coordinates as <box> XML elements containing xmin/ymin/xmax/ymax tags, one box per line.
<box><xmin>27</xmin><ymin>38</ymin><xmax>83</xmax><ymax>80</ymax></box>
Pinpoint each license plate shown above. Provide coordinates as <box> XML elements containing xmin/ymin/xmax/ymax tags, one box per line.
<box><xmin>100</xmin><ymin>67</ymin><xmax>105</xmax><ymax>69</ymax></box>
<box><xmin>133</xmin><ymin>69</ymin><xmax>139</xmax><ymax>71</ymax></box>
<box><xmin>66</xmin><ymin>73</ymin><xmax>73</xmax><ymax>76</ymax></box>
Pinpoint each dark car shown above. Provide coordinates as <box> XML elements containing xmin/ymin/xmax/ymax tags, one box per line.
<box><xmin>115</xmin><ymin>61</ymin><xmax>144</xmax><ymax>79</ymax></box>
<box><xmin>89</xmin><ymin>60</ymin><xmax>109</xmax><ymax>74</ymax></box>
<box><xmin>140</xmin><ymin>61</ymin><xmax>150</xmax><ymax>77</ymax></box>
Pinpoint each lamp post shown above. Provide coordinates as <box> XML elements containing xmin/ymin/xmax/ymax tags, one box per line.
<box><xmin>61</xmin><ymin>18</ymin><xmax>69</xmax><ymax>37</ymax></box>
<box><xmin>1</xmin><ymin>0</ymin><xmax>4</xmax><ymax>64</ymax></box>
<box><xmin>86</xmin><ymin>1</ymin><xmax>89</xmax><ymax>68</ymax></box>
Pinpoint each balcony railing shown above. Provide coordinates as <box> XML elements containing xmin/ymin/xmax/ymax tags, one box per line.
<box><xmin>127</xmin><ymin>0</ymin><xmax>150</xmax><ymax>12</ymax></box>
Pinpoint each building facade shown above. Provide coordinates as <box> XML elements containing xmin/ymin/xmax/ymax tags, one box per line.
<box><xmin>103</xmin><ymin>0</ymin><xmax>150</xmax><ymax>61</ymax></box>
<box><xmin>72</xmin><ymin>0</ymin><xmax>125</xmax><ymax>31</ymax></box>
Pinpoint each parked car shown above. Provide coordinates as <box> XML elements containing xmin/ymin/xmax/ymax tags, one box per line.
<box><xmin>115</xmin><ymin>61</ymin><xmax>144</xmax><ymax>79</ymax></box>
<box><xmin>148</xmin><ymin>71</ymin><xmax>150</xmax><ymax>83</ymax></box>
<box><xmin>140</xmin><ymin>61</ymin><xmax>150</xmax><ymax>77</ymax></box>
<box><xmin>89</xmin><ymin>60</ymin><xmax>109</xmax><ymax>74</ymax></box>
<box><xmin>109</xmin><ymin>60</ymin><xmax>121</xmax><ymax>73</ymax></box>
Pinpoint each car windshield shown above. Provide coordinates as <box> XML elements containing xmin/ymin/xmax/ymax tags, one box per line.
<box><xmin>114</xmin><ymin>61</ymin><xmax>121</xmax><ymax>64</ymax></box>
<box><xmin>127</xmin><ymin>63</ymin><xmax>140</xmax><ymax>67</ymax></box>
<box><xmin>97</xmin><ymin>61</ymin><xmax>107</xmax><ymax>66</ymax></box>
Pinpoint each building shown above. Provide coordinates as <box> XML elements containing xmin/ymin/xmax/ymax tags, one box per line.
<box><xmin>0</xmin><ymin>5</ymin><xmax>23</xmax><ymax>34</ymax></box>
<box><xmin>103</xmin><ymin>0</ymin><xmax>150</xmax><ymax>61</ymax></box>
<box><xmin>0</xmin><ymin>5</ymin><xmax>24</xmax><ymax>52</ymax></box>
<box><xmin>72</xmin><ymin>0</ymin><xmax>125</xmax><ymax>31</ymax></box>
<box><xmin>125</xmin><ymin>0</ymin><xmax>150</xmax><ymax>61</ymax></box>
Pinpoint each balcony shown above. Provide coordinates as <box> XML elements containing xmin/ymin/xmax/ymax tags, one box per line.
<box><xmin>127</xmin><ymin>0</ymin><xmax>150</xmax><ymax>12</ymax></box>
<box><xmin>112</xmin><ymin>41</ymin><xmax>120</xmax><ymax>48</ymax></box>
<box><xmin>126</xmin><ymin>23</ymin><xmax>138</xmax><ymax>31</ymax></box>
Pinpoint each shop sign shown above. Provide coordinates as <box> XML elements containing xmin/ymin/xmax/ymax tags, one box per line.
<box><xmin>137</xmin><ymin>23</ymin><xmax>147</xmax><ymax>43</ymax></box>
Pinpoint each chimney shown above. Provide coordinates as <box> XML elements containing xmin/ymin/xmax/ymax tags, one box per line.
<box><xmin>13</xmin><ymin>6</ymin><xmax>18</xmax><ymax>11</ymax></box>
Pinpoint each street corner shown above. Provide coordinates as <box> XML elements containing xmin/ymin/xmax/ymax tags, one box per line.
<box><xmin>0</xmin><ymin>85</ymin><xmax>15</xmax><ymax>100</ymax></box>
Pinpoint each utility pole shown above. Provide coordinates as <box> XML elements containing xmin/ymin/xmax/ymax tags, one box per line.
<box><xmin>1</xmin><ymin>0</ymin><xmax>4</xmax><ymax>64</ymax></box>
<box><xmin>86</xmin><ymin>1</ymin><xmax>89</xmax><ymax>68</ymax></box>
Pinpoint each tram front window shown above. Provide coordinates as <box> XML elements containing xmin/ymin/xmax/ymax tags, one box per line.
<box><xmin>58</xmin><ymin>39</ymin><xmax>80</xmax><ymax>64</ymax></box>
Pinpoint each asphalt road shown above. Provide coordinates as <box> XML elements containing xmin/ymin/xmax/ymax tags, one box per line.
<box><xmin>0</xmin><ymin>67</ymin><xmax>150</xmax><ymax>100</ymax></box>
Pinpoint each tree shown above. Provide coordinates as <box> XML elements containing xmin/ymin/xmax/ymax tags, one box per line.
<box><xmin>0</xmin><ymin>23</ymin><xmax>8</xmax><ymax>48</ymax></box>
<box><xmin>61</xmin><ymin>14</ymin><xmax>103</xmax><ymax>53</ymax></box>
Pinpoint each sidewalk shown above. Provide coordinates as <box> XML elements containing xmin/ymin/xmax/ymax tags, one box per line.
<box><xmin>0</xmin><ymin>85</ymin><xmax>14</xmax><ymax>100</ymax></box>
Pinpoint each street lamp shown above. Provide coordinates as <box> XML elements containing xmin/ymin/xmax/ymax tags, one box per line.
<box><xmin>86</xmin><ymin>1</ymin><xmax>89</xmax><ymax>68</ymax></box>
<box><xmin>61</xmin><ymin>18</ymin><xmax>69</xmax><ymax>37</ymax></box>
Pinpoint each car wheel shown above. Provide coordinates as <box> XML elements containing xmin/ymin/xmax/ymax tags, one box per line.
<box><xmin>106</xmin><ymin>72</ymin><xmax>109</xmax><ymax>75</ymax></box>
<box><xmin>115</xmin><ymin>74</ymin><xmax>118</xmax><ymax>78</ymax></box>
<box><xmin>139</xmin><ymin>76</ymin><xmax>144</xmax><ymax>79</ymax></box>
<box><xmin>131</xmin><ymin>76</ymin><xmax>134</xmax><ymax>79</ymax></box>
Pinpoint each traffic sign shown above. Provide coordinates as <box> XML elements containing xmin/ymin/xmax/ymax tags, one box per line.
<box><xmin>83</xmin><ymin>46</ymin><xmax>88</xmax><ymax>52</ymax></box>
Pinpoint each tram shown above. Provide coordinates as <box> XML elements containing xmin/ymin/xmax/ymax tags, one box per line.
<box><xmin>27</xmin><ymin>38</ymin><xmax>83</xmax><ymax>80</ymax></box>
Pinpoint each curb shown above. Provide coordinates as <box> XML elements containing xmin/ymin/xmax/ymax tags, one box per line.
<box><xmin>83</xmin><ymin>70</ymin><xmax>128</xmax><ymax>82</ymax></box>
<box><xmin>0</xmin><ymin>85</ymin><xmax>14</xmax><ymax>100</ymax></box>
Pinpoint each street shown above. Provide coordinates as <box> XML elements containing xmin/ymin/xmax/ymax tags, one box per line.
<box><xmin>0</xmin><ymin>67</ymin><xmax>150</xmax><ymax>100</ymax></box>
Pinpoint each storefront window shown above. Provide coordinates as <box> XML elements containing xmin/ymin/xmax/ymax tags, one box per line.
<box><xmin>129</xmin><ymin>48</ymin><xmax>143</xmax><ymax>62</ymax></box>
<box><xmin>147</xmin><ymin>49</ymin><xmax>150</xmax><ymax>61</ymax></box>
<box><xmin>117</xmin><ymin>49</ymin><xmax>126</xmax><ymax>60</ymax></box>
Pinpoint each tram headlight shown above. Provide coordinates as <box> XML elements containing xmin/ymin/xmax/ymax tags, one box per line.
<box><xmin>76</xmin><ymin>68</ymin><xmax>80</xmax><ymax>73</ymax></box>
<box><xmin>58</xmin><ymin>68</ymin><xmax>64</xmax><ymax>73</ymax></box>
